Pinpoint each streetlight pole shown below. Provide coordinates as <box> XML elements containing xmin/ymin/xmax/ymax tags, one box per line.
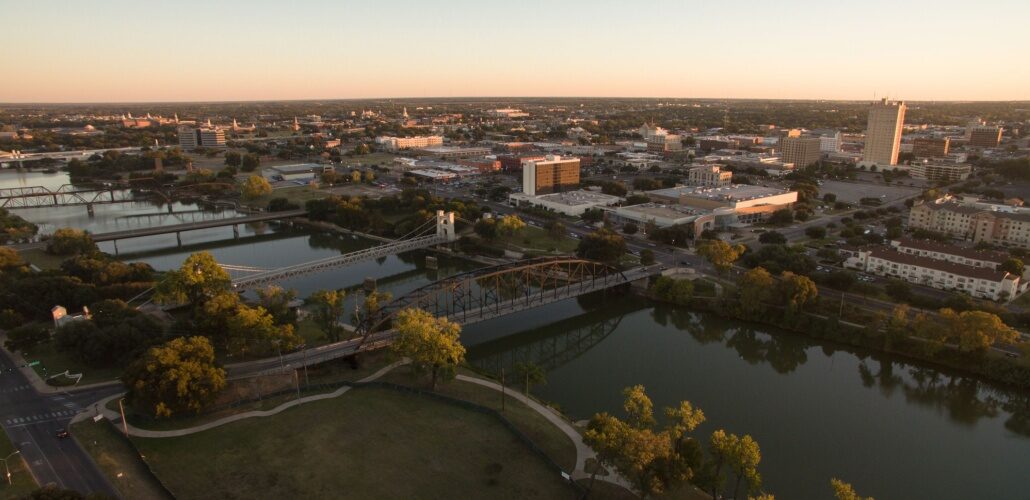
<box><xmin>118</xmin><ymin>397</ymin><xmax>129</xmax><ymax>437</ymax></box>
<box><xmin>3</xmin><ymin>450</ymin><xmax>21</xmax><ymax>485</ymax></box>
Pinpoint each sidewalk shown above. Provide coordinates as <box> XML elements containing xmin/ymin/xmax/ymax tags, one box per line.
<box><xmin>0</xmin><ymin>334</ymin><xmax>121</xmax><ymax>395</ymax></box>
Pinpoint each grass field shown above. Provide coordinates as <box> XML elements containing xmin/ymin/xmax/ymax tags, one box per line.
<box><xmin>133</xmin><ymin>387</ymin><xmax>578</xmax><ymax>499</ymax></box>
<box><xmin>380</xmin><ymin>366</ymin><xmax>577</xmax><ymax>471</ymax></box>
<box><xmin>242</xmin><ymin>185</ymin><xmax>326</xmax><ymax>210</ymax></box>
<box><xmin>0</xmin><ymin>429</ymin><xmax>37</xmax><ymax>500</ymax></box>
<box><xmin>497</xmin><ymin>226</ymin><xmax>578</xmax><ymax>254</ymax></box>
<box><xmin>71</xmin><ymin>419</ymin><xmax>171</xmax><ymax>500</ymax></box>
<box><xmin>20</xmin><ymin>341</ymin><xmax>121</xmax><ymax>386</ymax></box>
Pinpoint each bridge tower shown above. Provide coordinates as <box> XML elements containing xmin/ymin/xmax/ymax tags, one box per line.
<box><xmin>436</xmin><ymin>210</ymin><xmax>456</xmax><ymax>242</ymax></box>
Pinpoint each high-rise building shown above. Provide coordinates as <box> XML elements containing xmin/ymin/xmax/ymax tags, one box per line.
<box><xmin>912</xmin><ymin>137</ymin><xmax>950</xmax><ymax>158</ymax></box>
<box><xmin>861</xmin><ymin>98</ymin><xmax>906</xmax><ymax>168</ymax></box>
<box><xmin>779</xmin><ymin>135</ymin><xmax>822</xmax><ymax>168</ymax></box>
<box><xmin>376</xmin><ymin>135</ymin><xmax>444</xmax><ymax>151</ymax></box>
<box><xmin>969</xmin><ymin>125</ymin><xmax>1003</xmax><ymax>148</ymax></box>
<box><xmin>178</xmin><ymin>127</ymin><xmax>225</xmax><ymax>149</ymax></box>
<box><xmin>688</xmin><ymin>165</ymin><xmax>732</xmax><ymax>187</ymax></box>
<box><xmin>522</xmin><ymin>155</ymin><xmax>580</xmax><ymax>196</ymax></box>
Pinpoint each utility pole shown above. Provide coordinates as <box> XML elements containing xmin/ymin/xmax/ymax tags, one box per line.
<box><xmin>500</xmin><ymin>368</ymin><xmax>506</xmax><ymax>412</ymax></box>
<box><xmin>839</xmin><ymin>292</ymin><xmax>846</xmax><ymax>319</ymax></box>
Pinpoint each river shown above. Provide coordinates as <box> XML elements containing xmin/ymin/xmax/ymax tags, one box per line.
<box><xmin>4</xmin><ymin>170</ymin><xmax>1027</xmax><ymax>499</ymax></box>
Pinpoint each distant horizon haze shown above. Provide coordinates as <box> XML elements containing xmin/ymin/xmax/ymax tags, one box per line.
<box><xmin>1</xmin><ymin>0</ymin><xmax>1028</xmax><ymax>103</ymax></box>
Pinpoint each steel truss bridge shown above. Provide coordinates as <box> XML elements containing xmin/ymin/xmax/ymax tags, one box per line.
<box><xmin>227</xmin><ymin>258</ymin><xmax>651</xmax><ymax>379</ymax></box>
<box><xmin>231</xmin><ymin>233</ymin><xmax>447</xmax><ymax>290</ymax></box>
<box><xmin>470</xmin><ymin>314</ymin><xmax>624</xmax><ymax>376</ymax></box>
<box><xmin>355</xmin><ymin>257</ymin><xmax>646</xmax><ymax>346</ymax></box>
<box><xmin>0</xmin><ymin>184</ymin><xmax>138</xmax><ymax>209</ymax></box>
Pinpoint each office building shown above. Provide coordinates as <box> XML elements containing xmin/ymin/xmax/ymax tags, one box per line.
<box><xmin>861</xmin><ymin>98</ymin><xmax>906</xmax><ymax>168</ymax></box>
<box><xmin>376</xmin><ymin>135</ymin><xmax>444</xmax><ymax>151</ymax></box>
<box><xmin>779</xmin><ymin>134</ymin><xmax>822</xmax><ymax>168</ymax></box>
<box><xmin>508</xmin><ymin>189</ymin><xmax>621</xmax><ymax>216</ymax></box>
<box><xmin>912</xmin><ymin>137</ymin><xmax>950</xmax><ymax>158</ymax></box>
<box><xmin>418</xmin><ymin>146</ymin><xmax>492</xmax><ymax>159</ymax></box>
<box><xmin>177</xmin><ymin>127</ymin><xmax>226</xmax><ymax>149</ymax></box>
<box><xmin>646</xmin><ymin>134</ymin><xmax>682</xmax><ymax>153</ymax></box>
<box><xmin>687</xmin><ymin>165</ymin><xmax>733</xmax><ymax>187</ymax></box>
<box><xmin>811</xmin><ymin>129</ymin><xmax>842</xmax><ymax>153</ymax></box>
<box><xmin>522</xmin><ymin>155</ymin><xmax>580</xmax><ymax>196</ymax></box>
<box><xmin>907</xmin><ymin>162</ymin><xmax>971</xmax><ymax>182</ymax></box>
<box><xmin>969</xmin><ymin>125</ymin><xmax>1003</xmax><ymax>148</ymax></box>
<box><xmin>908</xmin><ymin>198</ymin><xmax>1030</xmax><ymax>249</ymax></box>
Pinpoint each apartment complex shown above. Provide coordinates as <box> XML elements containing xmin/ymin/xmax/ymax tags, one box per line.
<box><xmin>687</xmin><ymin>165</ymin><xmax>732</xmax><ymax>187</ymax></box>
<box><xmin>861</xmin><ymin>98</ymin><xmax>906</xmax><ymax>168</ymax></box>
<box><xmin>909</xmin><ymin>198</ymin><xmax>1030</xmax><ymax>249</ymax></box>
<box><xmin>779</xmin><ymin>134</ymin><xmax>822</xmax><ymax>168</ymax></box>
<box><xmin>907</xmin><ymin>162</ymin><xmax>971</xmax><ymax>181</ymax></box>
<box><xmin>968</xmin><ymin>125</ymin><xmax>1003</xmax><ymax>148</ymax></box>
<box><xmin>912</xmin><ymin>137</ymin><xmax>950</xmax><ymax>158</ymax></box>
<box><xmin>888</xmin><ymin>237</ymin><xmax>1009</xmax><ymax>269</ymax></box>
<box><xmin>177</xmin><ymin>127</ymin><xmax>225</xmax><ymax>149</ymax></box>
<box><xmin>522</xmin><ymin>155</ymin><xmax>580</xmax><ymax>196</ymax></box>
<box><xmin>843</xmin><ymin>244</ymin><xmax>1022</xmax><ymax>301</ymax></box>
<box><xmin>377</xmin><ymin>135</ymin><xmax>444</xmax><ymax>151</ymax></box>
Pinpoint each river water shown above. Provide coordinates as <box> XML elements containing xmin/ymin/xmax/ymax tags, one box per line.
<box><xmin>3</xmin><ymin>169</ymin><xmax>1027</xmax><ymax>500</ymax></box>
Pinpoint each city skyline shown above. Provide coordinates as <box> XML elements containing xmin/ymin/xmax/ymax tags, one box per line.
<box><xmin>2</xmin><ymin>0</ymin><xmax>1029</xmax><ymax>103</ymax></box>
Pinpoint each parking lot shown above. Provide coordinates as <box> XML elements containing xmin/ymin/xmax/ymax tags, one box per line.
<box><xmin>819</xmin><ymin>180</ymin><xmax>920</xmax><ymax>204</ymax></box>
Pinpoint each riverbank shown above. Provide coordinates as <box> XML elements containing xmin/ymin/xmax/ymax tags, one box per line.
<box><xmin>640</xmin><ymin>285</ymin><xmax>1030</xmax><ymax>391</ymax></box>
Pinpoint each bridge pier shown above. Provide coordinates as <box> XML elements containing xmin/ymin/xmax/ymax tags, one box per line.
<box><xmin>175</xmin><ymin>232</ymin><xmax>182</xmax><ymax>246</ymax></box>
<box><xmin>112</xmin><ymin>240</ymin><xmax>118</xmax><ymax>256</ymax></box>
<box><xmin>232</xmin><ymin>224</ymin><xmax>239</xmax><ymax>239</ymax></box>
<box><xmin>86</xmin><ymin>204</ymin><xmax>94</xmax><ymax>216</ymax></box>
<box><xmin>168</xmin><ymin>204</ymin><xmax>174</xmax><ymax>214</ymax></box>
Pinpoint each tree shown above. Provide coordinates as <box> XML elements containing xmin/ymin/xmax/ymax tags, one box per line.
<box><xmin>390</xmin><ymin>308</ymin><xmax>465</xmax><ymax>390</ymax></box>
<box><xmin>46</xmin><ymin>228</ymin><xmax>97</xmax><ymax>256</ymax></box>
<box><xmin>496</xmin><ymin>214</ymin><xmax>526</xmax><ymax>236</ymax></box>
<box><xmin>268</xmin><ymin>197</ymin><xmax>299</xmax><ymax>212</ymax></box>
<box><xmin>885</xmin><ymin>303</ymin><xmax>910</xmax><ymax>347</ymax></box>
<box><xmin>224</xmin><ymin>151</ymin><xmax>242</xmax><ymax>167</ymax></box>
<box><xmin>154</xmin><ymin>252</ymin><xmax>232</xmax><ymax>306</ymax></box>
<box><xmin>474</xmin><ymin>218</ymin><xmax>498</xmax><ymax>240</ymax></box>
<box><xmin>227</xmin><ymin>302</ymin><xmax>301</xmax><ymax>355</ymax></box>
<box><xmin>0</xmin><ymin>246</ymin><xmax>24</xmax><ymax>270</ymax></box>
<box><xmin>768</xmin><ymin>209</ymin><xmax>794</xmax><ymax>225</ymax></box>
<box><xmin>362</xmin><ymin>170</ymin><xmax>376</xmax><ymax>183</ymax></box>
<box><xmin>805</xmin><ymin>226</ymin><xmax>827</xmax><ymax>239</ymax></box>
<box><xmin>737</xmin><ymin>267</ymin><xmax>775</xmax><ymax>317</ymax></box>
<box><xmin>584</xmin><ymin>386</ymin><xmax>705</xmax><ymax>497</ymax></box>
<box><xmin>703</xmin><ymin>429</ymin><xmax>763</xmax><ymax>500</ymax></box>
<box><xmin>831</xmin><ymin>478</ymin><xmax>874</xmax><ymax>500</ymax></box>
<box><xmin>640</xmin><ymin>249</ymin><xmax>656</xmax><ymax>265</ymax></box>
<box><xmin>822</xmin><ymin>193</ymin><xmax>837</xmax><ymax>203</ymax></box>
<box><xmin>255</xmin><ymin>285</ymin><xmax>298</xmax><ymax>325</ymax></box>
<box><xmin>581</xmin><ymin>208</ymin><xmax>604</xmax><ymax>224</ymax></box>
<box><xmin>514</xmin><ymin>362</ymin><xmax>546</xmax><ymax>395</ymax></box>
<box><xmin>623</xmin><ymin>222</ymin><xmax>639</xmax><ymax>235</ymax></box>
<box><xmin>1000</xmin><ymin>257</ymin><xmax>1024</xmax><ymax>276</ymax></box>
<box><xmin>545</xmin><ymin>220</ymin><xmax>566</xmax><ymax>240</ymax></box>
<box><xmin>3</xmin><ymin>323</ymin><xmax>50</xmax><ymax>352</ymax></box>
<box><xmin>350</xmin><ymin>170</ymin><xmax>362</xmax><ymax>183</ymax></box>
<box><xmin>54</xmin><ymin>299</ymin><xmax>163</xmax><ymax>368</ymax></box>
<box><xmin>576</xmin><ymin>228</ymin><xmax>627</xmax><ymax>264</ymax></box>
<box><xmin>939</xmin><ymin>308</ymin><xmax>1019</xmax><ymax>352</ymax></box>
<box><xmin>241</xmin><ymin>175</ymin><xmax>272</xmax><ymax>199</ymax></box>
<box><xmin>758</xmin><ymin>231</ymin><xmax>786</xmax><ymax>244</ymax></box>
<box><xmin>241</xmin><ymin>153</ymin><xmax>260</xmax><ymax>172</ymax></box>
<box><xmin>651</xmin><ymin>276</ymin><xmax>694</xmax><ymax>304</ymax></box>
<box><xmin>697</xmin><ymin>240</ymin><xmax>745</xmax><ymax>274</ymax></box>
<box><xmin>309</xmin><ymin>289</ymin><xmax>346</xmax><ymax>342</ymax></box>
<box><xmin>122</xmin><ymin>336</ymin><xmax>226</xmax><ymax>418</ymax></box>
<box><xmin>777</xmin><ymin>271</ymin><xmax>818</xmax><ymax>318</ymax></box>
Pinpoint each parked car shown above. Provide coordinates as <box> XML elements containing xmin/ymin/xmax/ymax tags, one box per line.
<box><xmin>56</xmin><ymin>429</ymin><xmax>70</xmax><ymax>439</ymax></box>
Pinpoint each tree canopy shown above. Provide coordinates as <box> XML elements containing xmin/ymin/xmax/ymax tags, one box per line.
<box><xmin>390</xmin><ymin>308</ymin><xmax>465</xmax><ymax>390</ymax></box>
<box><xmin>122</xmin><ymin>336</ymin><xmax>226</xmax><ymax>418</ymax></box>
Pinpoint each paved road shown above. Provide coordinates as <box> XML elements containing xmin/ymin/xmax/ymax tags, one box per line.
<box><xmin>0</xmin><ymin>350</ymin><xmax>121</xmax><ymax>497</ymax></box>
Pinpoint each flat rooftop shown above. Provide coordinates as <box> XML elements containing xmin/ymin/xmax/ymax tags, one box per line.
<box><xmin>617</xmin><ymin>203</ymin><xmax>705</xmax><ymax>219</ymax></box>
<box><xmin>649</xmin><ymin>184</ymin><xmax>791</xmax><ymax>202</ymax></box>
<box><xmin>531</xmin><ymin>190</ymin><xmax>621</xmax><ymax>206</ymax></box>
<box><xmin>268</xmin><ymin>163</ymin><xmax>324</xmax><ymax>173</ymax></box>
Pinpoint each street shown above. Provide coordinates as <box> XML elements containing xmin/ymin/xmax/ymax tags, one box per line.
<box><xmin>0</xmin><ymin>349</ymin><xmax>121</xmax><ymax>496</ymax></box>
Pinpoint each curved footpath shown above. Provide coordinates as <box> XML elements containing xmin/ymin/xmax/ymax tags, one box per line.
<box><xmin>74</xmin><ymin>361</ymin><xmax>631</xmax><ymax>489</ymax></box>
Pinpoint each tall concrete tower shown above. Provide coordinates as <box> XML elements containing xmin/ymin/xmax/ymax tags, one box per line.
<box><xmin>861</xmin><ymin>98</ymin><xmax>906</xmax><ymax>168</ymax></box>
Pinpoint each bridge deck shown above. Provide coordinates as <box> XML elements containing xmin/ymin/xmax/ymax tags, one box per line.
<box><xmin>90</xmin><ymin>210</ymin><xmax>307</xmax><ymax>242</ymax></box>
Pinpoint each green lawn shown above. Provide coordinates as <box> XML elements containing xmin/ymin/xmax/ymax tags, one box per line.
<box><xmin>497</xmin><ymin>226</ymin><xmax>578</xmax><ymax>254</ymax></box>
<box><xmin>133</xmin><ymin>387</ymin><xmax>578</xmax><ymax>499</ymax></box>
<box><xmin>17</xmin><ymin>248</ymin><xmax>67</xmax><ymax>270</ymax></box>
<box><xmin>19</xmin><ymin>341</ymin><xmax>121</xmax><ymax>386</ymax></box>
<box><xmin>0</xmin><ymin>429</ymin><xmax>37</xmax><ymax>500</ymax></box>
<box><xmin>241</xmin><ymin>185</ymin><xmax>326</xmax><ymax>210</ymax></box>
<box><xmin>380</xmin><ymin>366</ymin><xmax>577</xmax><ymax>471</ymax></box>
<box><xmin>70</xmin><ymin>419</ymin><xmax>171</xmax><ymax>500</ymax></box>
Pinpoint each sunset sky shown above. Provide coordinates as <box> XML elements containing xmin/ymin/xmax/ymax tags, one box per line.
<box><xmin>2</xmin><ymin>0</ymin><xmax>1028</xmax><ymax>102</ymax></box>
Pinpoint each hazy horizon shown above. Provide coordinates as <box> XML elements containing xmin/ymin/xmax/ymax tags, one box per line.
<box><xmin>2</xmin><ymin>0</ymin><xmax>1029</xmax><ymax>103</ymax></box>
